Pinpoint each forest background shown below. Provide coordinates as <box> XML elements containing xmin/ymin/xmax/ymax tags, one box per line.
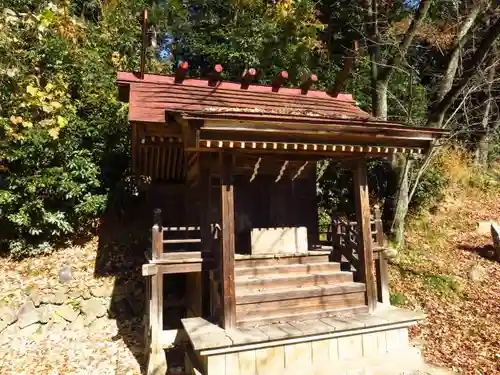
<box><xmin>2</xmin><ymin>0</ymin><xmax>500</xmax><ymax>257</ymax></box>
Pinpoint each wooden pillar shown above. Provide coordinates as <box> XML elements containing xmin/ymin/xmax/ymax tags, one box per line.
<box><xmin>353</xmin><ymin>158</ymin><xmax>377</xmax><ymax>312</ymax></box>
<box><xmin>147</xmin><ymin>208</ymin><xmax>167</xmax><ymax>375</ymax></box>
<box><xmin>147</xmin><ymin>271</ymin><xmax>166</xmax><ymax>375</ymax></box>
<box><xmin>219</xmin><ymin>152</ymin><xmax>236</xmax><ymax>329</ymax></box>
<box><xmin>200</xmin><ymin>154</ymin><xmax>213</xmax><ymax>318</ymax></box>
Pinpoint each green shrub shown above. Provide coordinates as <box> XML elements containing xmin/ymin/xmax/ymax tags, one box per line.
<box><xmin>0</xmin><ymin>3</ymin><xmax>151</xmax><ymax>257</ymax></box>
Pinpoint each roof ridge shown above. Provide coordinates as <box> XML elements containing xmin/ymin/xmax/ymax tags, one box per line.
<box><xmin>117</xmin><ymin>71</ymin><xmax>356</xmax><ymax>103</ymax></box>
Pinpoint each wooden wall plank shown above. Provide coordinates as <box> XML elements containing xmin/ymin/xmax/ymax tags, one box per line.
<box><xmin>353</xmin><ymin>158</ymin><xmax>377</xmax><ymax>312</ymax></box>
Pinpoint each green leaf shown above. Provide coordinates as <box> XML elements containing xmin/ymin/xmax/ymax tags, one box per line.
<box><xmin>56</xmin><ymin>115</ymin><xmax>68</xmax><ymax>128</ymax></box>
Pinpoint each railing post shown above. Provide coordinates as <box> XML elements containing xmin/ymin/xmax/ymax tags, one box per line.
<box><xmin>331</xmin><ymin>213</ymin><xmax>342</xmax><ymax>263</ymax></box>
<box><xmin>374</xmin><ymin>205</ymin><xmax>390</xmax><ymax>306</ymax></box>
<box><xmin>146</xmin><ymin>208</ymin><xmax>167</xmax><ymax>375</ymax></box>
<box><xmin>374</xmin><ymin>205</ymin><xmax>384</xmax><ymax>247</ymax></box>
<box><xmin>353</xmin><ymin>159</ymin><xmax>377</xmax><ymax>312</ymax></box>
<box><xmin>152</xmin><ymin>208</ymin><xmax>163</xmax><ymax>261</ymax></box>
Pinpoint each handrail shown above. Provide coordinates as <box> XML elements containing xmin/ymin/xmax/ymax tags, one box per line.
<box><xmin>328</xmin><ymin>205</ymin><xmax>390</xmax><ymax>305</ymax></box>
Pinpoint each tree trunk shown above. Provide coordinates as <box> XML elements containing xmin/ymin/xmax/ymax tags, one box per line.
<box><xmin>374</xmin><ymin>80</ymin><xmax>388</xmax><ymax>119</ymax></box>
<box><xmin>475</xmin><ymin>133</ymin><xmax>491</xmax><ymax>167</ymax></box>
<box><xmin>473</xmin><ymin>83</ymin><xmax>493</xmax><ymax>168</ymax></box>
<box><xmin>390</xmin><ymin>156</ymin><xmax>412</xmax><ymax>246</ymax></box>
<box><xmin>365</xmin><ymin>0</ymin><xmax>431</xmax><ymax>245</ymax></box>
<box><xmin>436</xmin><ymin>2</ymin><xmax>483</xmax><ymax>101</ymax></box>
<box><xmin>474</xmin><ymin>27</ymin><xmax>497</xmax><ymax>168</ymax></box>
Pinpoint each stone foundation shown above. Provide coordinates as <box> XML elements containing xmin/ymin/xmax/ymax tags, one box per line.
<box><xmin>182</xmin><ymin>307</ymin><xmax>425</xmax><ymax>375</ymax></box>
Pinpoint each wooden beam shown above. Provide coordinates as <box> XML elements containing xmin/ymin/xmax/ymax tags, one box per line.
<box><xmin>175</xmin><ymin>61</ymin><xmax>189</xmax><ymax>83</ymax></box>
<box><xmin>219</xmin><ymin>152</ymin><xmax>236</xmax><ymax>329</ymax></box>
<box><xmin>328</xmin><ymin>40</ymin><xmax>359</xmax><ymax>97</ymax></box>
<box><xmin>241</xmin><ymin>68</ymin><xmax>257</xmax><ymax>90</ymax></box>
<box><xmin>300</xmin><ymin>73</ymin><xmax>318</xmax><ymax>95</ymax></box>
<box><xmin>353</xmin><ymin>159</ymin><xmax>377</xmax><ymax>312</ymax></box>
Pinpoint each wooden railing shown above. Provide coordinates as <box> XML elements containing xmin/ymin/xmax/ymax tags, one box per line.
<box><xmin>149</xmin><ymin>208</ymin><xmax>204</xmax><ymax>261</ymax></box>
<box><xmin>150</xmin><ymin>205</ymin><xmax>390</xmax><ymax>307</ymax></box>
<box><xmin>149</xmin><ymin>208</ymin><xmax>226</xmax><ymax>323</ymax></box>
<box><xmin>326</xmin><ymin>205</ymin><xmax>390</xmax><ymax>305</ymax></box>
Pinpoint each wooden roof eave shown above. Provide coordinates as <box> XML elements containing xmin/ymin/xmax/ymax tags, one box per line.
<box><xmin>179</xmin><ymin>114</ymin><xmax>447</xmax><ymax>140</ymax></box>
<box><xmin>175</xmin><ymin>114</ymin><xmax>450</xmax><ymax>156</ymax></box>
<box><xmin>177</xmin><ymin>116</ymin><xmax>446</xmax><ymax>152</ymax></box>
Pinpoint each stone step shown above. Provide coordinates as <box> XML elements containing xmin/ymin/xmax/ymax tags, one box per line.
<box><xmin>235</xmin><ymin>261</ymin><xmax>341</xmax><ymax>278</ymax></box>
<box><xmin>237</xmin><ymin>305</ymin><xmax>369</xmax><ymax>327</ymax></box>
<box><xmin>235</xmin><ymin>271</ymin><xmax>353</xmax><ymax>291</ymax></box>
<box><xmin>234</xmin><ymin>251</ymin><xmax>330</xmax><ymax>268</ymax></box>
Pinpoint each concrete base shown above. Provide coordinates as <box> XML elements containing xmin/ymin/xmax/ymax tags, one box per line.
<box><xmin>182</xmin><ymin>307</ymin><xmax>426</xmax><ymax>375</ymax></box>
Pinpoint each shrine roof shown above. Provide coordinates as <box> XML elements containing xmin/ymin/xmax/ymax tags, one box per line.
<box><xmin>117</xmin><ymin>72</ymin><xmax>371</xmax><ymax>123</ymax></box>
<box><xmin>117</xmin><ymin>71</ymin><xmax>448</xmax><ymax>155</ymax></box>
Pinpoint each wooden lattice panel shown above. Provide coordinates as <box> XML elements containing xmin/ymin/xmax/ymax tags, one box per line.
<box><xmin>135</xmin><ymin>137</ymin><xmax>185</xmax><ymax>182</ymax></box>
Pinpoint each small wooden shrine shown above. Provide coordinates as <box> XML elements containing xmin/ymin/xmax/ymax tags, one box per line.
<box><xmin>116</xmin><ymin>64</ymin><xmax>446</xmax><ymax>375</ymax></box>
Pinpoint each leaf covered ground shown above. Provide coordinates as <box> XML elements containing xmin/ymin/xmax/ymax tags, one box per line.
<box><xmin>391</xmin><ymin>162</ymin><xmax>500</xmax><ymax>375</ymax></box>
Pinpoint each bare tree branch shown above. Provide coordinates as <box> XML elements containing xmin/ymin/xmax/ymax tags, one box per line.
<box><xmin>436</xmin><ymin>2</ymin><xmax>485</xmax><ymax>101</ymax></box>
<box><xmin>428</xmin><ymin>15</ymin><xmax>500</xmax><ymax>128</ymax></box>
<box><xmin>377</xmin><ymin>0</ymin><xmax>433</xmax><ymax>85</ymax></box>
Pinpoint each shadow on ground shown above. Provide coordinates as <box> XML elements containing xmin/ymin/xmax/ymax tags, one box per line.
<box><xmin>94</xmin><ymin>187</ymin><xmax>186</xmax><ymax>374</ymax></box>
<box><xmin>458</xmin><ymin>244</ymin><xmax>498</xmax><ymax>262</ymax></box>
<box><xmin>95</xmin><ymin>199</ymin><xmax>150</xmax><ymax>372</ymax></box>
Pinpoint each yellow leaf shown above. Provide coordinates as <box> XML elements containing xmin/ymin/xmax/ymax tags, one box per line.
<box><xmin>26</xmin><ymin>85</ymin><xmax>38</xmax><ymax>96</ymax></box>
<box><xmin>10</xmin><ymin>115</ymin><xmax>23</xmax><ymax>124</ymax></box>
<box><xmin>12</xmin><ymin>133</ymin><xmax>25</xmax><ymax>141</ymax></box>
<box><xmin>42</xmin><ymin>105</ymin><xmax>52</xmax><ymax>113</ymax></box>
<box><xmin>48</xmin><ymin>127</ymin><xmax>60</xmax><ymax>140</ymax></box>
<box><xmin>45</xmin><ymin>83</ymin><xmax>54</xmax><ymax>92</ymax></box>
<box><xmin>22</xmin><ymin>121</ymin><xmax>33</xmax><ymax>128</ymax></box>
<box><xmin>50</xmin><ymin>101</ymin><xmax>62</xmax><ymax>109</ymax></box>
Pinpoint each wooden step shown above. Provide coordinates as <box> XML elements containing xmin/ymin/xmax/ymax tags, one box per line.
<box><xmin>235</xmin><ymin>262</ymin><xmax>340</xmax><ymax>278</ymax></box>
<box><xmin>236</xmin><ymin>282</ymin><xmax>365</xmax><ymax>305</ymax></box>
<box><xmin>236</xmin><ymin>271</ymin><xmax>353</xmax><ymax>291</ymax></box>
<box><xmin>235</xmin><ymin>252</ymin><xmax>330</xmax><ymax>268</ymax></box>
<box><xmin>237</xmin><ymin>305</ymin><xmax>369</xmax><ymax>327</ymax></box>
